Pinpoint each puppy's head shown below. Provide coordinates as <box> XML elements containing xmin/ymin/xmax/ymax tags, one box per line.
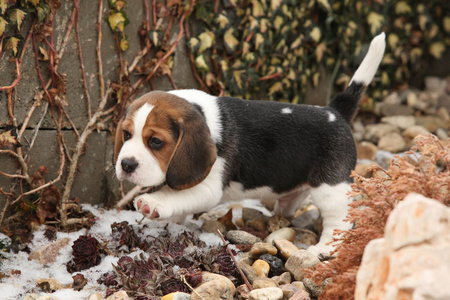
<box><xmin>114</xmin><ymin>91</ymin><xmax>217</xmax><ymax>190</ymax></box>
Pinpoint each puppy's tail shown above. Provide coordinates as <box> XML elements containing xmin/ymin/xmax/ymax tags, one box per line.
<box><xmin>328</xmin><ymin>32</ymin><xmax>386</xmax><ymax>123</ymax></box>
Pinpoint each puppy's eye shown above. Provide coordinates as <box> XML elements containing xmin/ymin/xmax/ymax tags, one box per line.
<box><xmin>123</xmin><ymin>130</ymin><xmax>131</xmax><ymax>141</ymax></box>
<box><xmin>148</xmin><ymin>137</ymin><xmax>164</xmax><ymax>150</ymax></box>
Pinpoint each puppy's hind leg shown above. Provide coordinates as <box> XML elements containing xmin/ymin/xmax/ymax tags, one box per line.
<box><xmin>307</xmin><ymin>182</ymin><xmax>353</xmax><ymax>258</ymax></box>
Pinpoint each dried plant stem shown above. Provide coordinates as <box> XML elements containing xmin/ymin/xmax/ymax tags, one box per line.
<box><xmin>217</xmin><ymin>230</ymin><xmax>253</xmax><ymax>291</ymax></box>
<box><xmin>115</xmin><ymin>185</ymin><xmax>143</xmax><ymax>208</ymax></box>
<box><xmin>0</xmin><ymin>59</ymin><xmax>21</xmax><ymax>92</ymax></box>
<box><xmin>145</xmin><ymin>0</ymin><xmax>196</xmax><ymax>82</ymax></box>
<box><xmin>97</xmin><ymin>0</ymin><xmax>105</xmax><ymax>98</ymax></box>
<box><xmin>74</xmin><ymin>0</ymin><xmax>92</xmax><ymax>119</ymax></box>
<box><xmin>181</xmin><ymin>275</ymin><xmax>205</xmax><ymax>300</ymax></box>
<box><xmin>60</xmin><ymin>88</ymin><xmax>112</xmax><ymax>227</ymax></box>
<box><xmin>25</xmin><ymin>102</ymin><xmax>49</xmax><ymax>160</ymax></box>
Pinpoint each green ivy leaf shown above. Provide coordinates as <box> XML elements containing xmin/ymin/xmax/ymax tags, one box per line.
<box><xmin>189</xmin><ymin>37</ymin><xmax>200</xmax><ymax>53</ymax></box>
<box><xmin>149</xmin><ymin>30</ymin><xmax>163</xmax><ymax>47</ymax></box>
<box><xmin>429</xmin><ymin>42</ymin><xmax>445</xmax><ymax>59</ymax></box>
<box><xmin>9</xmin><ymin>8</ymin><xmax>27</xmax><ymax>31</ymax></box>
<box><xmin>120</xmin><ymin>34</ymin><xmax>129</xmax><ymax>51</ymax></box>
<box><xmin>198</xmin><ymin>30</ymin><xmax>215</xmax><ymax>54</ymax></box>
<box><xmin>195</xmin><ymin>54</ymin><xmax>210</xmax><ymax>73</ymax></box>
<box><xmin>251</xmin><ymin>0</ymin><xmax>265</xmax><ymax>18</ymax></box>
<box><xmin>108</xmin><ymin>11</ymin><xmax>129</xmax><ymax>32</ymax></box>
<box><xmin>395</xmin><ymin>1</ymin><xmax>412</xmax><ymax>15</ymax></box>
<box><xmin>367</xmin><ymin>11</ymin><xmax>384</xmax><ymax>35</ymax></box>
<box><xmin>4</xmin><ymin>35</ymin><xmax>25</xmax><ymax>57</ymax></box>
<box><xmin>109</xmin><ymin>0</ymin><xmax>125</xmax><ymax>11</ymax></box>
<box><xmin>224</xmin><ymin>28</ymin><xmax>239</xmax><ymax>53</ymax></box>
<box><xmin>215</xmin><ymin>13</ymin><xmax>229</xmax><ymax>29</ymax></box>
<box><xmin>36</xmin><ymin>3</ymin><xmax>50</xmax><ymax>24</ymax></box>
<box><xmin>25</xmin><ymin>0</ymin><xmax>40</xmax><ymax>7</ymax></box>
<box><xmin>0</xmin><ymin>16</ymin><xmax>7</xmax><ymax>37</ymax></box>
<box><xmin>0</xmin><ymin>0</ymin><xmax>7</xmax><ymax>15</ymax></box>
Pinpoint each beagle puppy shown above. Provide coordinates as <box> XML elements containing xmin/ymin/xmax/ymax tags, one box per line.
<box><xmin>114</xmin><ymin>33</ymin><xmax>386</xmax><ymax>257</ymax></box>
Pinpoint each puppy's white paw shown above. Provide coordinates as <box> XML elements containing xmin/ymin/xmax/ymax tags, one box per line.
<box><xmin>134</xmin><ymin>194</ymin><xmax>172</xmax><ymax>219</ymax></box>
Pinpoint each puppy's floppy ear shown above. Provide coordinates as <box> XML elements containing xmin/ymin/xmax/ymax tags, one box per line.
<box><xmin>113</xmin><ymin>119</ymin><xmax>124</xmax><ymax>164</ymax></box>
<box><xmin>166</xmin><ymin>114</ymin><xmax>217</xmax><ymax>190</ymax></box>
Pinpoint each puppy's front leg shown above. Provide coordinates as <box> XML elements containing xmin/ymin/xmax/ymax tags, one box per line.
<box><xmin>134</xmin><ymin>158</ymin><xmax>225</xmax><ymax>220</ymax></box>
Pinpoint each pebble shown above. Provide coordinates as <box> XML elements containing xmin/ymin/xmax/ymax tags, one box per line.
<box><xmin>436</xmin><ymin>128</ymin><xmax>449</xmax><ymax>140</ymax></box>
<box><xmin>237</xmin><ymin>262</ymin><xmax>258</xmax><ymax>283</ymax></box>
<box><xmin>252</xmin><ymin>259</ymin><xmax>270</xmax><ymax>277</ymax></box>
<box><xmin>285</xmin><ymin>250</ymin><xmax>320</xmax><ymax>281</ymax></box>
<box><xmin>294</xmin><ymin>228</ymin><xmax>319</xmax><ymax>246</ymax></box>
<box><xmin>402</xmin><ymin>125</ymin><xmax>431</xmax><ymax>140</ymax></box>
<box><xmin>381</xmin><ymin>115</ymin><xmax>416</xmax><ymax>130</ymax></box>
<box><xmin>161</xmin><ymin>292</ymin><xmax>190</xmax><ymax>300</ymax></box>
<box><xmin>252</xmin><ymin>277</ymin><xmax>278</xmax><ymax>289</ymax></box>
<box><xmin>242</xmin><ymin>207</ymin><xmax>267</xmax><ymax>222</ymax></box>
<box><xmin>36</xmin><ymin>296</ymin><xmax>59</xmax><ymax>300</ymax></box>
<box><xmin>245</xmin><ymin>217</ymin><xmax>267</xmax><ymax>232</ymax></box>
<box><xmin>29</xmin><ymin>238</ymin><xmax>71</xmax><ymax>265</ymax></box>
<box><xmin>249</xmin><ymin>242</ymin><xmax>278</xmax><ymax>259</ymax></box>
<box><xmin>201</xmin><ymin>220</ymin><xmax>226</xmax><ymax>235</ymax></box>
<box><xmin>272</xmin><ymin>272</ymin><xmax>292</xmax><ymax>285</ymax></box>
<box><xmin>289</xmin><ymin>289</ymin><xmax>312</xmax><ymax>300</ymax></box>
<box><xmin>437</xmin><ymin>107</ymin><xmax>449</xmax><ymax>121</ymax></box>
<box><xmin>106</xmin><ymin>291</ymin><xmax>129</xmax><ymax>300</ymax></box>
<box><xmin>88</xmin><ymin>293</ymin><xmax>103</xmax><ymax>300</ymax></box>
<box><xmin>191</xmin><ymin>272</ymin><xmax>235</xmax><ymax>300</ymax></box>
<box><xmin>24</xmin><ymin>295</ymin><xmax>41</xmax><ymax>300</ymax></box>
<box><xmin>280</xmin><ymin>284</ymin><xmax>300</xmax><ymax>299</ymax></box>
<box><xmin>356</xmin><ymin>141</ymin><xmax>378</xmax><ymax>161</ymax></box>
<box><xmin>303</xmin><ymin>277</ymin><xmax>331</xmax><ymax>299</ymax></box>
<box><xmin>226</xmin><ymin>230</ymin><xmax>262</xmax><ymax>245</ymax></box>
<box><xmin>248</xmin><ymin>287</ymin><xmax>283</xmax><ymax>300</ymax></box>
<box><xmin>264</xmin><ymin>227</ymin><xmax>296</xmax><ymax>244</ymax></box>
<box><xmin>377</xmin><ymin>132</ymin><xmax>406</xmax><ymax>153</ymax></box>
<box><xmin>267</xmin><ymin>215</ymin><xmax>290</xmax><ymax>232</ymax></box>
<box><xmin>363</xmin><ymin>123</ymin><xmax>399</xmax><ymax>143</ymax></box>
<box><xmin>36</xmin><ymin>278</ymin><xmax>63</xmax><ymax>291</ymax></box>
<box><xmin>259</xmin><ymin>254</ymin><xmax>284</xmax><ymax>276</ymax></box>
<box><xmin>273</xmin><ymin>238</ymin><xmax>299</xmax><ymax>259</ymax></box>
<box><xmin>415</xmin><ymin>116</ymin><xmax>447</xmax><ymax>132</ymax></box>
<box><xmin>290</xmin><ymin>209</ymin><xmax>321</xmax><ymax>232</ymax></box>
<box><xmin>238</xmin><ymin>252</ymin><xmax>253</xmax><ymax>265</ymax></box>
<box><xmin>237</xmin><ymin>284</ymin><xmax>251</xmax><ymax>299</ymax></box>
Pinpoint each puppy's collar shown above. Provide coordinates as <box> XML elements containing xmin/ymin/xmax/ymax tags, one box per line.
<box><xmin>139</xmin><ymin>181</ymin><xmax>167</xmax><ymax>195</ymax></box>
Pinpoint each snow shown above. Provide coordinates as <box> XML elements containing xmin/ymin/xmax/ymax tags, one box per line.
<box><xmin>0</xmin><ymin>200</ymin><xmax>267</xmax><ymax>299</ymax></box>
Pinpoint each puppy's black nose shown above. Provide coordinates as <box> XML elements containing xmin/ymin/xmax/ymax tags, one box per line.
<box><xmin>121</xmin><ymin>158</ymin><xmax>138</xmax><ymax>173</ymax></box>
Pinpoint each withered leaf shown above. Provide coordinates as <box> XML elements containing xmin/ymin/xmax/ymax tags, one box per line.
<box><xmin>0</xmin><ymin>127</ymin><xmax>19</xmax><ymax>148</ymax></box>
<box><xmin>0</xmin><ymin>16</ymin><xmax>7</xmax><ymax>37</ymax></box>
<box><xmin>72</xmin><ymin>273</ymin><xmax>88</xmax><ymax>291</ymax></box>
<box><xmin>8</xmin><ymin>8</ymin><xmax>27</xmax><ymax>31</ymax></box>
<box><xmin>36</xmin><ymin>185</ymin><xmax>61</xmax><ymax>224</ymax></box>
<box><xmin>217</xmin><ymin>209</ymin><xmax>237</xmax><ymax>231</ymax></box>
<box><xmin>4</xmin><ymin>35</ymin><xmax>25</xmax><ymax>57</ymax></box>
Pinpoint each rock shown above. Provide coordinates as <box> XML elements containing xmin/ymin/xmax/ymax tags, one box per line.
<box><xmin>357</xmin><ymin>141</ymin><xmax>378</xmax><ymax>161</ymax></box>
<box><xmin>380</xmin><ymin>104</ymin><xmax>414</xmax><ymax>116</ymax></box>
<box><xmin>303</xmin><ymin>277</ymin><xmax>330</xmax><ymax>299</ymax></box>
<box><xmin>415</xmin><ymin>116</ymin><xmax>448</xmax><ymax>132</ymax></box>
<box><xmin>253</xmin><ymin>277</ymin><xmax>278</xmax><ymax>289</ymax></box>
<box><xmin>293</xmin><ymin>229</ymin><xmax>319</xmax><ymax>247</ymax></box>
<box><xmin>377</xmin><ymin>132</ymin><xmax>406</xmax><ymax>153</ymax></box>
<box><xmin>259</xmin><ymin>254</ymin><xmax>284</xmax><ymax>276</ymax></box>
<box><xmin>355</xmin><ymin>193</ymin><xmax>450</xmax><ymax>300</ymax></box>
<box><xmin>354</xmin><ymin>163</ymin><xmax>375</xmax><ymax>178</ymax></box>
<box><xmin>289</xmin><ymin>289</ymin><xmax>311</xmax><ymax>300</ymax></box>
<box><xmin>88</xmin><ymin>293</ymin><xmax>104</xmax><ymax>300</ymax></box>
<box><xmin>436</xmin><ymin>128</ymin><xmax>449</xmax><ymax>140</ymax></box>
<box><xmin>249</xmin><ymin>242</ymin><xmax>278</xmax><ymax>259</ymax></box>
<box><xmin>248</xmin><ymin>287</ymin><xmax>283</xmax><ymax>300</ymax></box>
<box><xmin>201</xmin><ymin>220</ymin><xmax>226</xmax><ymax>235</ymax></box>
<box><xmin>237</xmin><ymin>261</ymin><xmax>258</xmax><ymax>284</ymax></box>
<box><xmin>226</xmin><ymin>230</ymin><xmax>262</xmax><ymax>245</ymax></box>
<box><xmin>363</xmin><ymin>123</ymin><xmax>399</xmax><ymax>143</ymax></box>
<box><xmin>272</xmin><ymin>272</ymin><xmax>291</xmax><ymax>286</ymax></box>
<box><xmin>106</xmin><ymin>291</ymin><xmax>129</xmax><ymax>300</ymax></box>
<box><xmin>161</xmin><ymin>292</ymin><xmax>190</xmax><ymax>300</ymax></box>
<box><xmin>192</xmin><ymin>272</ymin><xmax>235</xmax><ymax>300</ymax></box>
<box><xmin>36</xmin><ymin>296</ymin><xmax>59</xmax><ymax>300</ymax></box>
<box><xmin>264</xmin><ymin>228</ymin><xmax>296</xmax><ymax>244</ymax></box>
<box><xmin>24</xmin><ymin>295</ymin><xmax>40</xmax><ymax>300</ymax></box>
<box><xmin>437</xmin><ymin>107</ymin><xmax>450</xmax><ymax>121</ymax></box>
<box><xmin>252</xmin><ymin>259</ymin><xmax>270</xmax><ymax>277</ymax></box>
<box><xmin>381</xmin><ymin>115</ymin><xmax>415</xmax><ymax>130</ymax></box>
<box><xmin>242</xmin><ymin>208</ymin><xmax>268</xmax><ymax>222</ymax></box>
<box><xmin>29</xmin><ymin>238</ymin><xmax>71</xmax><ymax>265</ymax></box>
<box><xmin>438</xmin><ymin>93</ymin><xmax>450</xmax><ymax>111</ymax></box>
<box><xmin>290</xmin><ymin>209</ymin><xmax>320</xmax><ymax>232</ymax></box>
<box><xmin>406</xmin><ymin>91</ymin><xmax>418</xmax><ymax>107</ymax></box>
<box><xmin>273</xmin><ymin>238</ymin><xmax>299</xmax><ymax>259</ymax></box>
<box><xmin>267</xmin><ymin>215</ymin><xmax>290</xmax><ymax>232</ymax></box>
<box><xmin>199</xmin><ymin>209</ymin><xmax>229</xmax><ymax>221</ymax></box>
<box><xmin>36</xmin><ymin>278</ymin><xmax>64</xmax><ymax>291</ymax></box>
<box><xmin>285</xmin><ymin>250</ymin><xmax>320</xmax><ymax>281</ymax></box>
<box><xmin>383</xmin><ymin>92</ymin><xmax>401</xmax><ymax>105</ymax></box>
<box><xmin>245</xmin><ymin>217</ymin><xmax>267</xmax><ymax>232</ymax></box>
<box><xmin>237</xmin><ymin>284</ymin><xmax>251</xmax><ymax>299</ymax></box>
<box><xmin>424</xmin><ymin>76</ymin><xmax>447</xmax><ymax>93</ymax></box>
<box><xmin>402</xmin><ymin>125</ymin><xmax>431</xmax><ymax>140</ymax></box>
<box><xmin>238</xmin><ymin>252</ymin><xmax>253</xmax><ymax>265</ymax></box>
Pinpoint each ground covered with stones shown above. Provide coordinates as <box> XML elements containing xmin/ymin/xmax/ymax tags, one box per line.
<box><xmin>0</xmin><ymin>77</ymin><xmax>449</xmax><ymax>300</ymax></box>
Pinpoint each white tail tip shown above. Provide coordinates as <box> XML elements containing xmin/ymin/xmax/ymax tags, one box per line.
<box><xmin>349</xmin><ymin>32</ymin><xmax>386</xmax><ymax>86</ymax></box>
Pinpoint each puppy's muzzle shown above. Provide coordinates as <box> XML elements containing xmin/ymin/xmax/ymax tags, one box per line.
<box><xmin>121</xmin><ymin>157</ymin><xmax>139</xmax><ymax>173</ymax></box>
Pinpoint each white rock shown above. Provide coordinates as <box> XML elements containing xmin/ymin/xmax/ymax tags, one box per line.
<box><xmin>364</xmin><ymin>124</ymin><xmax>399</xmax><ymax>143</ymax></box>
<box><xmin>377</xmin><ymin>132</ymin><xmax>406</xmax><ymax>153</ymax></box>
<box><xmin>355</xmin><ymin>193</ymin><xmax>450</xmax><ymax>300</ymax></box>
<box><xmin>264</xmin><ymin>227</ymin><xmax>296</xmax><ymax>244</ymax></box>
<box><xmin>381</xmin><ymin>115</ymin><xmax>415</xmax><ymax>130</ymax></box>
<box><xmin>402</xmin><ymin>125</ymin><xmax>431</xmax><ymax>140</ymax></box>
<box><xmin>248</xmin><ymin>287</ymin><xmax>284</xmax><ymax>300</ymax></box>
